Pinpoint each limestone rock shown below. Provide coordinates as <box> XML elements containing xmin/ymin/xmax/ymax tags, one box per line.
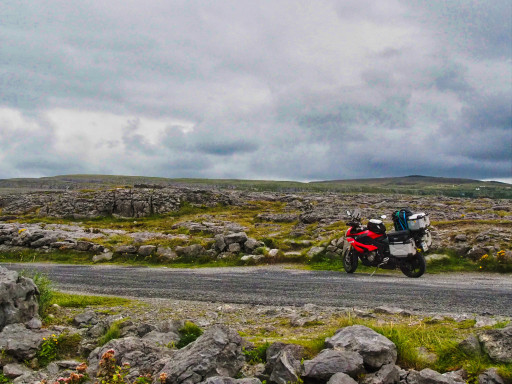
<box><xmin>157</xmin><ymin>247</ymin><xmax>178</xmax><ymax>261</ymax></box>
<box><xmin>224</xmin><ymin>232</ymin><xmax>248</xmax><ymax>245</ymax></box>
<box><xmin>88</xmin><ymin>337</ymin><xmax>174</xmax><ymax>379</ymax></box>
<box><xmin>265</xmin><ymin>343</ymin><xmax>305</xmax><ymax>384</ymax></box>
<box><xmin>0</xmin><ymin>323</ymin><xmax>52</xmax><ymax>360</ymax></box>
<box><xmin>114</xmin><ymin>245</ymin><xmax>137</xmax><ymax>254</ymax></box>
<box><xmin>73</xmin><ymin>310</ymin><xmax>98</xmax><ymax>327</ymax></box>
<box><xmin>406</xmin><ymin>368</ymin><xmax>458</xmax><ymax>384</ymax></box>
<box><xmin>158</xmin><ymin>325</ymin><xmax>245</xmax><ymax>384</ymax></box>
<box><xmin>307</xmin><ymin>246</ymin><xmax>324</xmax><ymax>258</ymax></box>
<box><xmin>0</xmin><ymin>266</ymin><xmax>39</xmax><ymax>331</ymax></box>
<box><xmin>361</xmin><ymin>364</ymin><xmax>399</xmax><ymax>384</ymax></box>
<box><xmin>3</xmin><ymin>363</ymin><xmax>33</xmax><ymax>379</ymax></box>
<box><xmin>303</xmin><ymin>349</ymin><xmax>364</xmax><ymax>380</ymax></box>
<box><xmin>138</xmin><ymin>245</ymin><xmax>157</xmax><ymax>257</ymax></box>
<box><xmin>325</xmin><ymin>325</ymin><xmax>397</xmax><ymax>371</ymax></box>
<box><xmin>92</xmin><ymin>252</ymin><xmax>113</xmax><ymax>262</ymax></box>
<box><xmin>478</xmin><ymin>368</ymin><xmax>505</xmax><ymax>384</ymax></box>
<box><xmin>458</xmin><ymin>335</ymin><xmax>481</xmax><ymax>356</ymax></box>
<box><xmin>327</xmin><ymin>372</ymin><xmax>359</xmax><ymax>384</ymax></box>
<box><xmin>200</xmin><ymin>377</ymin><xmax>262</xmax><ymax>384</ymax></box>
<box><xmin>479</xmin><ymin>325</ymin><xmax>512</xmax><ymax>363</ymax></box>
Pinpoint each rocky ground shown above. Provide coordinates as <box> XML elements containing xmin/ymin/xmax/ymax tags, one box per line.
<box><xmin>0</xmin><ymin>187</ymin><xmax>511</xmax><ymax>268</ymax></box>
<box><xmin>1</xmin><ymin>266</ymin><xmax>511</xmax><ymax>384</ymax></box>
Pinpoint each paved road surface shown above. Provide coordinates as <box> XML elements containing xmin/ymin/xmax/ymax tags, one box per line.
<box><xmin>3</xmin><ymin>263</ymin><xmax>511</xmax><ymax>316</ymax></box>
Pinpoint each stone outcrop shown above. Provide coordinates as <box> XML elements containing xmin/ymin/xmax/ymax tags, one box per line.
<box><xmin>0</xmin><ymin>187</ymin><xmax>233</xmax><ymax>219</ymax></box>
<box><xmin>0</xmin><ymin>266</ymin><xmax>39</xmax><ymax>331</ymax></box>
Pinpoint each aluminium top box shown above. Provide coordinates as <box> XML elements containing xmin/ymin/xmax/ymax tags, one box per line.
<box><xmin>407</xmin><ymin>213</ymin><xmax>430</xmax><ymax>231</ymax></box>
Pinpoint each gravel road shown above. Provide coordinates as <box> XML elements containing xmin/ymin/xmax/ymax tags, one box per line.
<box><xmin>3</xmin><ymin>263</ymin><xmax>512</xmax><ymax>316</ymax></box>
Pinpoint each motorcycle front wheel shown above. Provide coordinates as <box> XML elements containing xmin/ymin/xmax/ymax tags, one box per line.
<box><xmin>400</xmin><ymin>253</ymin><xmax>426</xmax><ymax>278</ymax></box>
<box><xmin>342</xmin><ymin>247</ymin><xmax>359</xmax><ymax>273</ymax></box>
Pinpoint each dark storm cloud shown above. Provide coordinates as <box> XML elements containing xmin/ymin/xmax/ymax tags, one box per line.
<box><xmin>0</xmin><ymin>0</ymin><xmax>510</xmax><ymax>181</ymax></box>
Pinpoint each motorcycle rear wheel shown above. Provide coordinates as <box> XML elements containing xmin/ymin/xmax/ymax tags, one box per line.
<box><xmin>342</xmin><ymin>247</ymin><xmax>359</xmax><ymax>273</ymax></box>
<box><xmin>400</xmin><ymin>253</ymin><xmax>426</xmax><ymax>278</ymax></box>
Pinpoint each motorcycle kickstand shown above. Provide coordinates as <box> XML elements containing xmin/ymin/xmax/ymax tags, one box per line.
<box><xmin>371</xmin><ymin>258</ymin><xmax>389</xmax><ymax>277</ymax></box>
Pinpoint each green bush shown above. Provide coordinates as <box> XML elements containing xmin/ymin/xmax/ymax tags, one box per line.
<box><xmin>243</xmin><ymin>342</ymin><xmax>270</xmax><ymax>364</ymax></box>
<box><xmin>176</xmin><ymin>321</ymin><xmax>203</xmax><ymax>349</ymax></box>
<box><xmin>0</xmin><ymin>372</ymin><xmax>11</xmax><ymax>384</ymax></box>
<box><xmin>19</xmin><ymin>271</ymin><xmax>55</xmax><ymax>318</ymax></box>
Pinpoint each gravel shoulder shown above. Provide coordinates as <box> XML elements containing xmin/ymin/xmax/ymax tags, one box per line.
<box><xmin>3</xmin><ymin>263</ymin><xmax>512</xmax><ymax>316</ymax></box>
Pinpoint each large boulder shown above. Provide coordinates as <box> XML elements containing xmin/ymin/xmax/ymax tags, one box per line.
<box><xmin>158</xmin><ymin>325</ymin><xmax>246</xmax><ymax>384</ymax></box>
<box><xmin>87</xmin><ymin>337</ymin><xmax>174</xmax><ymax>380</ymax></box>
<box><xmin>325</xmin><ymin>325</ymin><xmax>397</xmax><ymax>371</ymax></box>
<box><xmin>0</xmin><ymin>266</ymin><xmax>39</xmax><ymax>331</ymax></box>
<box><xmin>303</xmin><ymin>349</ymin><xmax>364</xmax><ymax>380</ymax></box>
<box><xmin>0</xmin><ymin>323</ymin><xmax>52</xmax><ymax>360</ymax></box>
<box><xmin>478</xmin><ymin>325</ymin><xmax>512</xmax><ymax>363</ymax></box>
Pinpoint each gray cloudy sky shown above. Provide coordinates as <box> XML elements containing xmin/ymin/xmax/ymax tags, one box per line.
<box><xmin>1</xmin><ymin>0</ymin><xmax>511</xmax><ymax>182</ymax></box>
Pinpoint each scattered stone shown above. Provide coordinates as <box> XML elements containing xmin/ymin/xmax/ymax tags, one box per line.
<box><xmin>406</xmin><ymin>368</ymin><xmax>458</xmax><ymax>384</ymax></box>
<box><xmin>478</xmin><ymin>368</ymin><xmax>506</xmax><ymax>384</ymax></box>
<box><xmin>138</xmin><ymin>245</ymin><xmax>157</xmax><ymax>257</ymax></box>
<box><xmin>92</xmin><ymin>252</ymin><xmax>113</xmax><ymax>262</ymax></box>
<box><xmin>454</xmin><ymin>234</ymin><xmax>467</xmax><ymax>242</ymax></box>
<box><xmin>458</xmin><ymin>335</ymin><xmax>481</xmax><ymax>356</ymax></box>
<box><xmin>25</xmin><ymin>317</ymin><xmax>42</xmax><ymax>330</ymax></box>
<box><xmin>325</xmin><ymin>325</ymin><xmax>397</xmax><ymax>371</ymax></box>
<box><xmin>307</xmin><ymin>246</ymin><xmax>324</xmax><ymax>258</ymax></box>
<box><xmin>303</xmin><ymin>349</ymin><xmax>364</xmax><ymax>380</ymax></box>
<box><xmin>156</xmin><ymin>247</ymin><xmax>178</xmax><ymax>261</ymax></box>
<box><xmin>200</xmin><ymin>377</ymin><xmax>262</xmax><ymax>384</ymax></box>
<box><xmin>157</xmin><ymin>325</ymin><xmax>246</xmax><ymax>384</ymax></box>
<box><xmin>268</xmin><ymin>249</ymin><xmax>279</xmax><ymax>258</ymax></box>
<box><xmin>73</xmin><ymin>310</ymin><xmax>98</xmax><ymax>327</ymax></box>
<box><xmin>0</xmin><ymin>323</ymin><xmax>52</xmax><ymax>360</ymax></box>
<box><xmin>374</xmin><ymin>306</ymin><xmax>413</xmax><ymax>316</ymax></box>
<box><xmin>265</xmin><ymin>343</ymin><xmax>305</xmax><ymax>384</ymax></box>
<box><xmin>361</xmin><ymin>363</ymin><xmax>399</xmax><ymax>384</ymax></box>
<box><xmin>325</xmin><ymin>372</ymin><xmax>357</xmax><ymax>384</ymax></box>
<box><xmin>224</xmin><ymin>232</ymin><xmax>249</xmax><ymax>245</ymax></box>
<box><xmin>229</xmin><ymin>243</ymin><xmax>242</xmax><ymax>253</ymax></box>
<box><xmin>114</xmin><ymin>245</ymin><xmax>137</xmax><ymax>254</ymax></box>
<box><xmin>478</xmin><ymin>325</ymin><xmax>512</xmax><ymax>363</ymax></box>
<box><xmin>443</xmin><ymin>369</ymin><xmax>467</xmax><ymax>384</ymax></box>
<box><xmin>2</xmin><ymin>363</ymin><xmax>33</xmax><ymax>379</ymax></box>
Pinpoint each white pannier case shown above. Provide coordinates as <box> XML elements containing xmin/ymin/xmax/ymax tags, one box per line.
<box><xmin>420</xmin><ymin>231</ymin><xmax>432</xmax><ymax>251</ymax></box>
<box><xmin>389</xmin><ymin>238</ymin><xmax>417</xmax><ymax>258</ymax></box>
<box><xmin>407</xmin><ymin>213</ymin><xmax>430</xmax><ymax>231</ymax></box>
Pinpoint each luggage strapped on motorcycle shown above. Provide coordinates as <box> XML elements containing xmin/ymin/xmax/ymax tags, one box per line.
<box><xmin>393</xmin><ymin>209</ymin><xmax>413</xmax><ymax>231</ymax></box>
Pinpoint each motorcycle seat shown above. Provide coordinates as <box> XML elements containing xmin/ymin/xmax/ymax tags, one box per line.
<box><xmin>387</xmin><ymin>230</ymin><xmax>411</xmax><ymax>243</ymax></box>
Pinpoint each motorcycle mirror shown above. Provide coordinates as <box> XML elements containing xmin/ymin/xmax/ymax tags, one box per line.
<box><xmin>381</xmin><ymin>215</ymin><xmax>387</xmax><ymax>219</ymax></box>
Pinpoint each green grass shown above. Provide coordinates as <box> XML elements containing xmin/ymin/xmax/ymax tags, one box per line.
<box><xmin>98</xmin><ymin>319</ymin><xmax>126</xmax><ymax>346</ymax></box>
<box><xmin>176</xmin><ymin>321</ymin><xmax>203</xmax><ymax>348</ymax></box>
<box><xmin>51</xmin><ymin>292</ymin><xmax>131</xmax><ymax>308</ymax></box>
<box><xmin>252</xmin><ymin>314</ymin><xmax>511</xmax><ymax>382</ymax></box>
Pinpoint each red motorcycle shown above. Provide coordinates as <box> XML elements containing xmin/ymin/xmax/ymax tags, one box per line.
<box><xmin>341</xmin><ymin>209</ymin><xmax>431</xmax><ymax>278</ymax></box>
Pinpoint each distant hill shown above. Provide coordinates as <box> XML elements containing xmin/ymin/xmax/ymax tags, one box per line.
<box><xmin>0</xmin><ymin>174</ymin><xmax>510</xmax><ymax>198</ymax></box>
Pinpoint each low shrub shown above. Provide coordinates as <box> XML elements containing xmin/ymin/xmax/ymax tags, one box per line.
<box><xmin>176</xmin><ymin>321</ymin><xmax>203</xmax><ymax>349</ymax></box>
